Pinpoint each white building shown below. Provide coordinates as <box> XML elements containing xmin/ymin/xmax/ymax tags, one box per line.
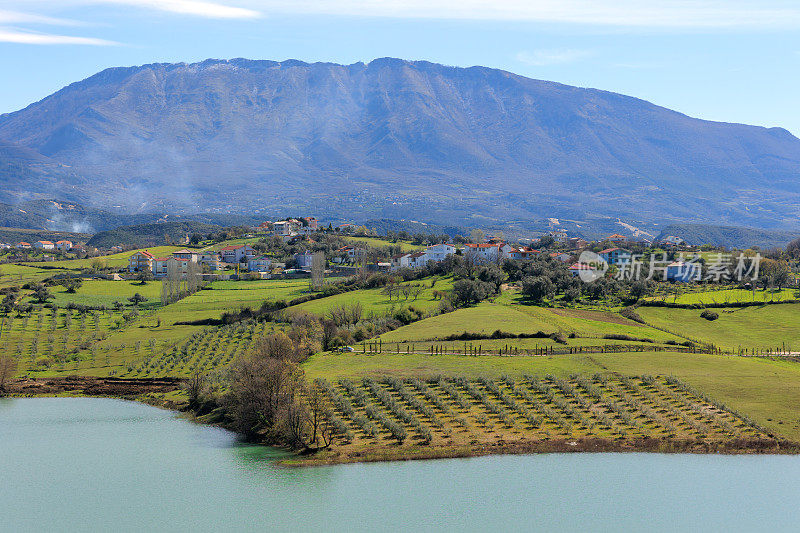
<box><xmin>33</xmin><ymin>240</ymin><xmax>55</xmax><ymax>250</ymax></box>
<box><xmin>56</xmin><ymin>240</ymin><xmax>73</xmax><ymax>251</ymax></box>
<box><xmin>248</xmin><ymin>256</ymin><xmax>272</xmax><ymax>272</ymax></box>
<box><xmin>425</xmin><ymin>243</ymin><xmax>456</xmax><ymax>262</ymax></box>
<box><xmin>463</xmin><ymin>243</ymin><xmax>501</xmax><ymax>262</ymax></box>
<box><xmin>219</xmin><ymin>244</ymin><xmax>256</xmax><ymax>263</ymax></box>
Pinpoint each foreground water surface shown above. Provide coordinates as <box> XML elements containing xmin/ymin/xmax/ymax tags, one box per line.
<box><xmin>1</xmin><ymin>397</ymin><xmax>799</xmax><ymax>532</ymax></box>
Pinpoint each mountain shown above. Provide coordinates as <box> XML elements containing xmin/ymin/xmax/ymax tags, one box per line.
<box><xmin>1</xmin><ymin>58</ymin><xmax>800</xmax><ymax>230</ymax></box>
<box><xmin>86</xmin><ymin>220</ymin><xmax>221</xmax><ymax>249</ymax></box>
<box><xmin>656</xmin><ymin>224</ymin><xmax>799</xmax><ymax>250</ymax></box>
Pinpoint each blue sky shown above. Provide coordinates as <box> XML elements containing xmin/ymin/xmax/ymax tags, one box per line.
<box><xmin>0</xmin><ymin>1</ymin><xmax>799</xmax><ymax>134</ymax></box>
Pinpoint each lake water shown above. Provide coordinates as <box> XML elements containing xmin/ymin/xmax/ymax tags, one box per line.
<box><xmin>1</xmin><ymin>397</ymin><xmax>799</xmax><ymax>532</ymax></box>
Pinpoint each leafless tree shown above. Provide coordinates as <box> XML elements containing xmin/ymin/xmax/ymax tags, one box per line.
<box><xmin>311</xmin><ymin>252</ymin><xmax>325</xmax><ymax>291</ymax></box>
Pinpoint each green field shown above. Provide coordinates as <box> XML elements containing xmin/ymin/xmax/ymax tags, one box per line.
<box><xmin>4</xmin><ymin>252</ymin><xmax>800</xmax><ymax>448</ymax></box>
<box><xmin>304</xmin><ymin>350</ymin><xmax>800</xmax><ymax>441</ymax></box>
<box><xmin>345</xmin><ymin>236</ymin><xmax>425</xmax><ymax>252</ymax></box>
<box><xmin>379</xmin><ymin>302</ymin><xmax>684</xmax><ymax>344</ymax></box>
<box><xmin>638</xmin><ymin>304</ymin><xmax>800</xmax><ymax>350</ymax></box>
<box><xmin>48</xmin><ymin>279</ymin><xmax>163</xmax><ymax>309</ymax></box>
<box><xmin>293</xmin><ymin>277</ymin><xmax>454</xmax><ymax>316</ymax></box>
<box><xmin>649</xmin><ymin>288</ymin><xmax>797</xmax><ymax>305</ymax></box>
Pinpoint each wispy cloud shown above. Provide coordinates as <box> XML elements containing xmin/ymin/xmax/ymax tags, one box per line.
<box><xmin>0</xmin><ymin>9</ymin><xmax>82</xmax><ymax>26</ymax></box>
<box><xmin>516</xmin><ymin>49</ymin><xmax>593</xmax><ymax>66</ymax></box>
<box><xmin>101</xmin><ymin>0</ymin><xmax>260</xmax><ymax>19</ymax></box>
<box><xmin>235</xmin><ymin>0</ymin><xmax>800</xmax><ymax>29</ymax></box>
<box><xmin>0</xmin><ymin>28</ymin><xmax>117</xmax><ymax>45</ymax></box>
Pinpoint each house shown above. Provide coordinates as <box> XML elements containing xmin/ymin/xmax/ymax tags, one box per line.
<box><xmin>599</xmin><ymin>248</ymin><xmax>632</xmax><ymax>265</ymax></box>
<box><xmin>549</xmin><ymin>252</ymin><xmax>572</xmax><ymax>263</ymax></box>
<box><xmin>247</xmin><ymin>256</ymin><xmax>272</xmax><ymax>272</ymax></box>
<box><xmin>549</xmin><ymin>230</ymin><xmax>568</xmax><ymax>242</ymax></box>
<box><xmin>219</xmin><ymin>244</ymin><xmax>256</xmax><ymax>263</ymax></box>
<box><xmin>405</xmin><ymin>251</ymin><xmax>429</xmax><ymax>269</ymax></box>
<box><xmin>16</xmin><ymin>242</ymin><xmax>30</xmax><ymax>249</ymax></box>
<box><xmin>500</xmin><ymin>244</ymin><xmax>538</xmax><ymax>260</ymax></box>
<box><xmin>172</xmin><ymin>249</ymin><xmax>199</xmax><ymax>262</ymax></box>
<box><xmin>568</xmin><ymin>238</ymin><xmax>589</xmax><ymax>250</ymax></box>
<box><xmin>0</xmin><ymin>243</ymin><xmax>10</xmax><ymax>250</ymax></box>
<box><xmin>152</xmin><ymin>257</ymin><xmax>190</xmax><ymax>278</ymax></box>
<box><xmin>607</xmin><ymin>234</ymin><xmax>628</xmax><ymax>245</ymax></box>
<box><xmin>464</xmin><ymin>243</ymin><xmax>501</xmax><ymax>262</ymax></box>
<box><xmin>425</xmin><ymin>243</ymin><xmax>456</xmax><ymax>262</ymax></box>
<box><xmin>661</xmin><ymin>235</ymin><xmax>687</xmax><ymax>248</ymax></box>
<box><xmin>666</xmin><ymin>261</ymin><xmax>701</xmax><ymax>282</ymax></box>
<box><xmin>110</xmin><ymin>245</ymin><xmax>124</xmax><ymax>253</ymax></box>
<box><xmin>338</xmin><ymin>246</ymin><xmax>366</xmax><ymax>259</ymax></box>
<box><xmin>569</xmin><ymin>262</ymin><xmax>598</xmax><ymax>277</ymax></box>
<box><xmin>273</xmin><ymin>220</ymin><xmax>300</xmax><ymax>238</ymax></box>
<box><xmin>128</xmin><ymin>250</ymin><xmax>154</xmax><ymax>273</ymax></box>
<box><xmin>294</xmin><ymin>251</ymin><xmax>315</xmax><ymax>269</ymax></box>
<box><xmin>198</xmin><ymin>252</ymin><xmax>222</xmax><ymax>271</ymax></box>
<box><xmin>391</xmin><ymin>253</ymin><xmax>411</xmax><ymax>270</ymax></box>
<box><xmin>56</xmin><ymin>240</ymin><xmax>73</xmax><ymax>251</ymax></box>
<box><xmin>33</xmin><ymin>240</ymin><xmax>55</xmax><ymax>250</ymax></box>
<box><xmin>300</xmin><ymin>217</ymin><xmax>319</xmax><ymax>231</ymax></box>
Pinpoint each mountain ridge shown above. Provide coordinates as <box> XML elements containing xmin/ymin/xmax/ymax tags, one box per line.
<box><xmin>1</xmin><ymin>57</ymin><xmax>799</xmax><ymax>230</ymax></box>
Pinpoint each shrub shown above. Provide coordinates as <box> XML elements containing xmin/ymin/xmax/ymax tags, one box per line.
<box><xmin>620</xmin><ymin>306</ymin><xmax>646</xmax><ymax>324</ymax></box>
<box><xmin>700</xmin><ymin>309</ymin><xmax>719</xmax><ymax>321</ymax></box>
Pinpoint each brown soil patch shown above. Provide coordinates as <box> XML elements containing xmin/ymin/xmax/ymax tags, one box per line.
<box><xmin>551</xmin><ymin>308</ymin><xmax>644</xmax><ymax>326</ymax></box>
<box><xmin>4</xmin><ymin>376</ymin><xmax>184</xmax><ymax>397</ymax></box>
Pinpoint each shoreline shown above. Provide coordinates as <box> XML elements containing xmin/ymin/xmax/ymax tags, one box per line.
<box><xmin>4</xmin><ymin>376</ymin><xmax>185</xmax><ymax>398</ymax></box>
<box><xmin>5</xmin><ymin>379</ymin><xmax>797</xmax><ymax>467</ymax></box>
<box><xmin>285</xmin><ymin>437</ymin><xmax>799</xmax><ymax>467</ymax></box>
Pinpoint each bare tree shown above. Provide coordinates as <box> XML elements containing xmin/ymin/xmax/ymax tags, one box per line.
<box><xmin>311</xmin><ymin>252</ymin><xmax>325</xmax><ymax>291</ymax></box>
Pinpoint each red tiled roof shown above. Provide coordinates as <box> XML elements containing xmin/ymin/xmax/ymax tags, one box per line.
<box><xmin>38</xmin><ymin>241</ymin><xmax>54</xmax><ymax>245</ymax></box>
<box><xmin>569</xmin><ymin>262</ymin><xmax>594</xmax><ymax>270</ymax></box>
<box><xmin>599</xmin><ymin>248</ymin><xmax>629</xmax><ymax>254</ymax></box>
<box><xmin>465</xmin><ymin>243</ymin><xmax>500</xmax><ymax>249</ymax></box>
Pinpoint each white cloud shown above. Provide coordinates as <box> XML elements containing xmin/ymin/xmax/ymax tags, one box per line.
<box><xmin>233</xmin><ymin>0</ymin><xmax>800</xmax><ymax>29</ymax></box>
<box><xmin>0</xmin><ymin>9</ymin><xmax>81</xmax><ymax>26</ymax></box>
<box><xmin>101</xmin><ymin>0</ymin><xmax>260</xmax><ymax>19</ymax></box>
<box><xmin>516</xmin><ymin>49</ymin><xmax>593</xmax><ymax>66</ymax></box>
<box><xmin>0</xmin><ymin>28</ymin><xmax>117</xmax><ymax>45</ymax></box>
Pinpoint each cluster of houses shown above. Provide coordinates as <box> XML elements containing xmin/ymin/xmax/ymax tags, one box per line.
<box><xmin>5</xmin><ymin>240</ymin><xmax>74</xmax><ymax>251</ymax></box>
<box><xmin>128</xmin><ymin>244</ymin><xmax>277</xmax><ymax>278</ymax></box>
<box><xmin>256</xmin><ymin>217</ymin><xmax>322</xmax><ymax>241</ymax></box>
<box><xmin>390</xmin><ymin>241</ymin><xmax>544</xmax><ymax>270</ymax></box>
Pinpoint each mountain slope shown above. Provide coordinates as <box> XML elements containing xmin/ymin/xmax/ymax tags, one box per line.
<box><xmin>1</xmin><ymin>58</ymin><xmax>799</xmax><ymax>228</ymax></box>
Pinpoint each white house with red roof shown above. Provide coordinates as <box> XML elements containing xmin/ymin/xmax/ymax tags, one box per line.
<box><xmin>16</xmin><ymin>241</ymin><xmax>31</xmax><ymax>249</ymax></box>
<box><xmin>153</xmin><ymin>256</ymin><xmax>190</xmax><ymax>277</ymax></box>
<box><xmin>128</xmin><ymin>250</ymin><xmax>155</xmax><ymax>272</ymax></box>
<box><xmin>56</xmin><ymin>240</ymin><xmax>73</xmax><ymax>251</ymax></box>
<box><xmin>33</xmin><ymin>240</ymin><xmax>55</xmax><ymax>250</ymax></box>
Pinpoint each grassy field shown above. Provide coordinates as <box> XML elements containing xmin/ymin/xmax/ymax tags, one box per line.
<box><xmin>0</xmin><ymin>264</ymin><xmax>56</xmax><ymax>288</ymax></box>
<box><xmin>379</xmin><ymin>302</ymin><xmax>684</xmax><ymax>344</ymax></box>
<box><xmin>48</xmin><ymin>279</ymin><xmax>163</xmax><ymax>309</ymax></box>
<box><xmin>304</xmin><ymin>350</ymin><xmax>800</xmax><ymax>441</ymax></box>
<box><xmin>311</xmin><ymin>374</ymin><xmax>768</xmax><ymax>457</ymax></box>
<box><xmin>638</xmin><ymin>304</ymin><xmax>800</xmax><ymax>350</ymax></box>
<box><xmin>4</xmin><ymin>255</ymin><xmax>800</xmax><ymax>449</ymax></box>
<box><xmin>345</xmin><ymin>236</ymin><xmax>425</xmax><ymax>252</ymax></box>
<box><xmin>648</xmin><ymin>288</ymin><xmax>797</xmax><ymax>305</ymax></box>
<box><xmin>20</xmin><ymin>246</ymin><xmax>187</xmax><ymax>270</ymax></box>
<box><xmin>293</xmin><ymin>277</ymin><xmax>454</xmax><ymax>317</ymax></box>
